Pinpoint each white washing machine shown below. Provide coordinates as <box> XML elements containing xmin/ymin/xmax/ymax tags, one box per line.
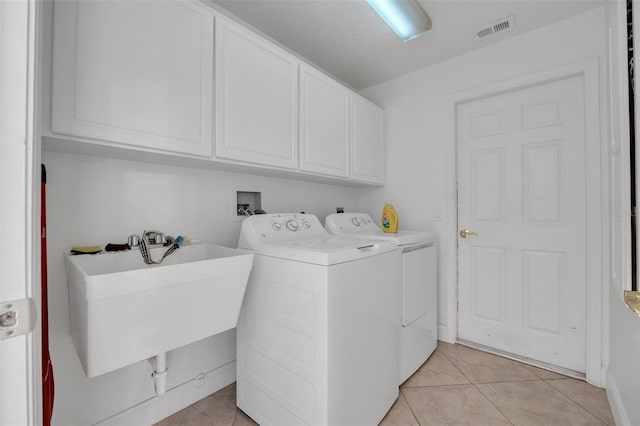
<box><xmin>236</xmin><ymin>213</ymin><xmax>400</xmax><ymax>426</ymax></box>
<box><xmin>325</xmin><ymin>212</ymin><xmax>438</xmax><ymax>384</ymax></box>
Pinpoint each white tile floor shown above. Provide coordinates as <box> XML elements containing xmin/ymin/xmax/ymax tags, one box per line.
<box><xmin>156</xmin><ymin>342</ymin><xmax>614</xmax><ymax>426</ymax></box>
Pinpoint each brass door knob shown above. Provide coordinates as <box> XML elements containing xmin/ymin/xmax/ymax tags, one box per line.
<box><xmin>459</xmin><ymin>229</ymin><xmax>477</xmax><ymax>238</ymax></box>
<box><xmin>624</xmin><ymin>290</ymin><xmax>640</xmax><ymax>315</ymax></box>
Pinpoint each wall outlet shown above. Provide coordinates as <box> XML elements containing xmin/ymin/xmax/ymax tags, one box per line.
<box><xmin>194</xmin><ymin>373</ymin><xmax>205</xmax><ymax>388</ymax></box>
<box><xmin>433</xmin><ymin>209</ymin><xmax>442</xmax><ymax>221</ymax></box>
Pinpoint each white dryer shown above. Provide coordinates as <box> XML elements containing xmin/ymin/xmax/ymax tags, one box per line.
<box><xmin>325</xmin><ymin>212</ymin><xmax>437</xmax><ymax>384</ymax></box>
<box><xmin>237</xmin><ymin>213</ymin><xmax>400</xmax><ymax>426</ymax></box>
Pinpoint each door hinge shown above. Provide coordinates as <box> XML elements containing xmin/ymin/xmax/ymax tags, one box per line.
<box><xmin>0</xmin><ymin>298</ymin><xmax>36</xmax><ymax>340</ymax></box>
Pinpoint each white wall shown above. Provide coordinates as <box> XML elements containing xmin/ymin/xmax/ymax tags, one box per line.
<box><xmin>604</xmin><ymin>1</ymin><xmax>640</xmax><ymax>424</ymax></box>
<box><xmin>43</xmin><ymin>5</ymin><xmax>619</xmax><ymax>425</ymax></box>
<box><xmin>43</xmin><ymin>151</ymin><xmax>363</xmax><ymax>425</ymax></box>
<box><xmin>358</xmin><ymin>7</ymin><xmax>609</xmax><ymax>345</ymax></box>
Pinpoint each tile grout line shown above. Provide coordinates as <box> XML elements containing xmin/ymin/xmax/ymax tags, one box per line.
<box><xmin>543</xmin><ymin>379</ymin><xmax>611</xmax><ymax>425</ymax></box>
<box><xmin>401</xmin><ymin>383</ymin><xmax>474</xmax><ymax>389</ymax></box>
<box><xmin>433</xmin><ymin>347</ymin><xmax>473</xmax><ymax>384</ymax></box>
<box><xmin>522</xmin><ymin>366</ymin><xmax>546</xmax><ymax>380</ymax></box>
<box><xmin>397</xmin><ymin>389</ymin><xmax>422</xmax><ymax>426</ymax></box>
<box><xmin>441</xmin><ymin>342</ymin><xmax>555</xmax><ymax>379</ymax></box>
<box><xmin>439</xmin><ymin>343</ymin><xmax>569</xmax><ymax>385</ymax></box>
<box><xmin>401</xmin><ymin>346</ymin><xmax>468</xmax><ymax>426</ymax></box>
<box><xmin>436</xmin><ymin>346</ymin><xmax>538</xmax><ymax>387</ymax></box>
<box><xmin>470</xmin><ymin>378</ymin><xmax>545</xmax><ymax>385</ymax></box>
<box><xmin>439</xmin><ymin>345</ymin><xmax>609</xmax><ymax>425</ymax></box>
<box><xmin>472</xmin><ymin>382</ymin><xmax>515</xmax><ymax>426</ymax></box>
<box><xmin>532</xmin><ymin>380</ymin><xmax>607</xmax><ymax>425</ymax></box>
<box><xmin>401</xmin><ymin>378</ymin><xmax>546</xmax><ymax>389</ymax></box>
<box><xmin>438</xmin><ymin>344</ymin><xmax>515</xmax><ymax>426</ymax></box>
<box><xmin>232</xmin><ymin>406</ymin><xmax>239</xmax><ymax>426</ymax></box>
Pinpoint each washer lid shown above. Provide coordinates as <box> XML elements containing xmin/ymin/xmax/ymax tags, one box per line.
<box><xmin>263</xmin><ymin>237</ymin><xmax>396</xmax><ymax>265</ymax></box>
<box><xmin>238</xmin><ymin>213</ymin><xmax>397</xmax><ymax>265</ymax></box>
<box><xmin>325</xmin><ymin>213</ymin><xmax>435</xmax><ymax>246</ymax></box>
<box><xmin>348</xmin><ymin>230</ymin><xmax>435</xmax><ymax>246</ymax></box>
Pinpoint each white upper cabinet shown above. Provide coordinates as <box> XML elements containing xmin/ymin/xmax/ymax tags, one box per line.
<box><xmin>51</xmin><ymin>1</ymin><xmax>214</xmax><ymax>157</ymax></box>
<box><xmin>215</xmin><ymin>18</ymin><xmax>299</xmax><ymax>170</ymax></box>
<box><xmin>299</xmin><ymin>66</ymin><xmax>350</xmax><ymax>178</ymax></box>
<box><xmin>48</xmin><ymin>2</ymin><xmax>384</xmax><ymax>184</ymax></box>
<box><xmin>351</xmin><ymin>96</ymin><xmax>384</xmax><ymax>184</ymax></box>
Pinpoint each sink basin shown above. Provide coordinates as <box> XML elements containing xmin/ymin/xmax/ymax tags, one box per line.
<box><xmin>65</xmin><ymin>243</ymin><xmax>254</xmax><ymax>377</ymax></box>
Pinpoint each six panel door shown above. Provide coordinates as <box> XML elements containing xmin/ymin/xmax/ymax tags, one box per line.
<box><xmin>456</xmin><ymin>75</ymin><xmax>587</xmax><ymax>373</ymax></box>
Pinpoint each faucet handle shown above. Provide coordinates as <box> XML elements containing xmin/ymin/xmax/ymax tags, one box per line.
<box><xmin>143</xmin><ymin>230</ymin><xmax>167</xmax><ymax>245</ymax></box>
<box><xmin>128</xmin><ymin>235</ymin><xmax>140</xmax><ymax>247</ymax></box>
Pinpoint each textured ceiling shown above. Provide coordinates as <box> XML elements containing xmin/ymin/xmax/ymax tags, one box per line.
<box><xmin>213</xmin><ymin>0</ymin><xmax>605</xmax><ymax>90</ymax></box>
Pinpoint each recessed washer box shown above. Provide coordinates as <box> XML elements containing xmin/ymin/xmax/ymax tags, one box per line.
<box><xmin>232</xmin><ymin>186</ymin><xmax>264</xmax><ymax>221</ymax></box>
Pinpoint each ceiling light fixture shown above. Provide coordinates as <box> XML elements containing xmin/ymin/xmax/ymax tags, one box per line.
<box><xmin>367</xmin><ymin>0</ymin><xmax>432</xmax><ymax>42</ymax></box>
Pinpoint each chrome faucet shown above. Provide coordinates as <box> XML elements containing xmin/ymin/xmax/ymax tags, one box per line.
<box><xmin>143</xmin><ymin>230</ymin><xmax>167</xmax><ymax>246</ymax></box>
<box><xmin>128</xmin><ymin>230</ymin><xmax>167</xmax><ymax>249</ymax></box>
<box><xmin>127</xmin><ymin>230</ymin><xmax>181</xmax><ymax>265</ymax></box>
<box><xmin>136</xmin><ymin>230</ymin><xmax>179</xmax><ymax>265</ymax></box>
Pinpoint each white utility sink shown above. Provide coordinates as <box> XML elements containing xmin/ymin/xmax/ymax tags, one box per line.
<box><xmin>65</xmin><ymin>243</ymin><xmax>254</xmax><ymax>378</ymax></box>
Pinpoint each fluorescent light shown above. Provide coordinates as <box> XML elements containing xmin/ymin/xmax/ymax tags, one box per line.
<box><xmin>367</xmin><ymin>0</ymin><xmax>432</xmax><ymax>42</ymax></box>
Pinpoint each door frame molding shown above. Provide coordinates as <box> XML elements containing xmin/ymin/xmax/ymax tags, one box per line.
<box><xmin>0</xmin><ymin>0</ymin><xmax>42</xmax><ymax>424</ymax></box>
<box><xmin>445</xmin><ymin>57</ymin><xmax>605</xmax><ymax>386</ymax></box>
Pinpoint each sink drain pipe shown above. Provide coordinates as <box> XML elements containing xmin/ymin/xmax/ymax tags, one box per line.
<box><xmin>151</xmin><ymin>352</ymin><xmax>168</xmax><ymax>396</ymax></box>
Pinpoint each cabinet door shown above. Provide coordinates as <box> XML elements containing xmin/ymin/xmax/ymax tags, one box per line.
<box><xmin>51</xmin><ymin>1</ymin><xmax>214</xmax><ymax>157</ymax></box>
<box><xmin>299</xmin><ymin>66</ymin><xmax>350</xmax><ymax>177</ymax></box>
<box><xmin>215</xmin><ymin>19</ymin><xmax>298</xmax><ymax>169</ymax></box>
<box><xmin>352</xmin><ymin>96</ymin><xmax>384</xmax><ymax>184</ymax></box>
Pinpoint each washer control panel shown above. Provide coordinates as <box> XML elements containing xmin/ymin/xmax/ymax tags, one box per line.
<box><xmin>350</xmin><ymin>216</ymin><xmax>374</xmax><ymax>227</ymax></box>
<box><xmin>240</xmin><ymin>213</ymin><xmax>331</xmax><ymax>247</ymax></box>
<box><xmin>324</xmin><ymin>212</ymin><xmax>385</xmax><ymax>236</ymax></box>
<box><xmin>325</xmin><ymin>213</ymin><xmax>379</xmax><ymax>234</ymax></box>
<box><xmin>269</xmin><ymin>216</ymin><xmax>311</xmax><ymax>233</ymax></box>
<box><xmin>239</xmin><ymin>213</ymin><xmax>334</xmax><ymax>250</ymax></box>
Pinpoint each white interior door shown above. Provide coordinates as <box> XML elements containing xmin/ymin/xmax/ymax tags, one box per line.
<box><xmin>456</xmin><ymin>75</ymin><xmax>587</xmax><ymax>373</ymax></box>
<box><xmin>0</xmin><ymin>0</ymin><xmax>40</xmax><ymax>424</ymax></box>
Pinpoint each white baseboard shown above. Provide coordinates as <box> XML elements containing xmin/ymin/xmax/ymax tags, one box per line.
<box><xmin>95</xmin><ymin>361</ymin><xmax>236</xmax><ymax>426</ymax></box>
<box><xmin>437</xmin><ymin>324</ymin><xmax>455</xmax><ymax>344</ymax></box>
<box><xmin>598</xmin><ymin>364</ymin><xmax>608</xmax><ymax>389</ymax></box>
<box><xmin>606</xmin><ymin>369</ymin><xmax>631</xmax><ymax>426</ymax></box>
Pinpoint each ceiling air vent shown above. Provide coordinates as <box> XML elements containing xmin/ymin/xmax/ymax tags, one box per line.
<box><xmin>475</xmin><ymin>15</ymin><xmax>515</xmax><ymax>39</ymax></box>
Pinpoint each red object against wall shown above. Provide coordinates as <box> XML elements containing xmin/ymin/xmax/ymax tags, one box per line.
<box><xmin>41</xmin><ymin>164</ymin><xmax>54</xmax><ymax>426</ymax></box>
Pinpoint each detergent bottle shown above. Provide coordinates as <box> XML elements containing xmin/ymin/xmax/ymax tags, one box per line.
<box><xmin>381</xmin><ymin>203</ymin><xmax>398</xmax><ymax>233</ymax></box>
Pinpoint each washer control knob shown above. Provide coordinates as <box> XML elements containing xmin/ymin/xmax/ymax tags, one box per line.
<box><xmin>352</xmin><ymin>217</ymin><xmax>361</xmax><ymax>226</ymax></box>
<box><xmin>285</xmin><ymin>219</ymin><xmax>299</xmax><ymax>232</ymax></box>
<box><xmin>302</xmin><ymin>220</ymin><xmax>311</xmax><ymax>229</ymax></box>
<box><xmin>271</xmin><ymin>222</ymin><xmax>282</xmax><ymax>231</ymax></box>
